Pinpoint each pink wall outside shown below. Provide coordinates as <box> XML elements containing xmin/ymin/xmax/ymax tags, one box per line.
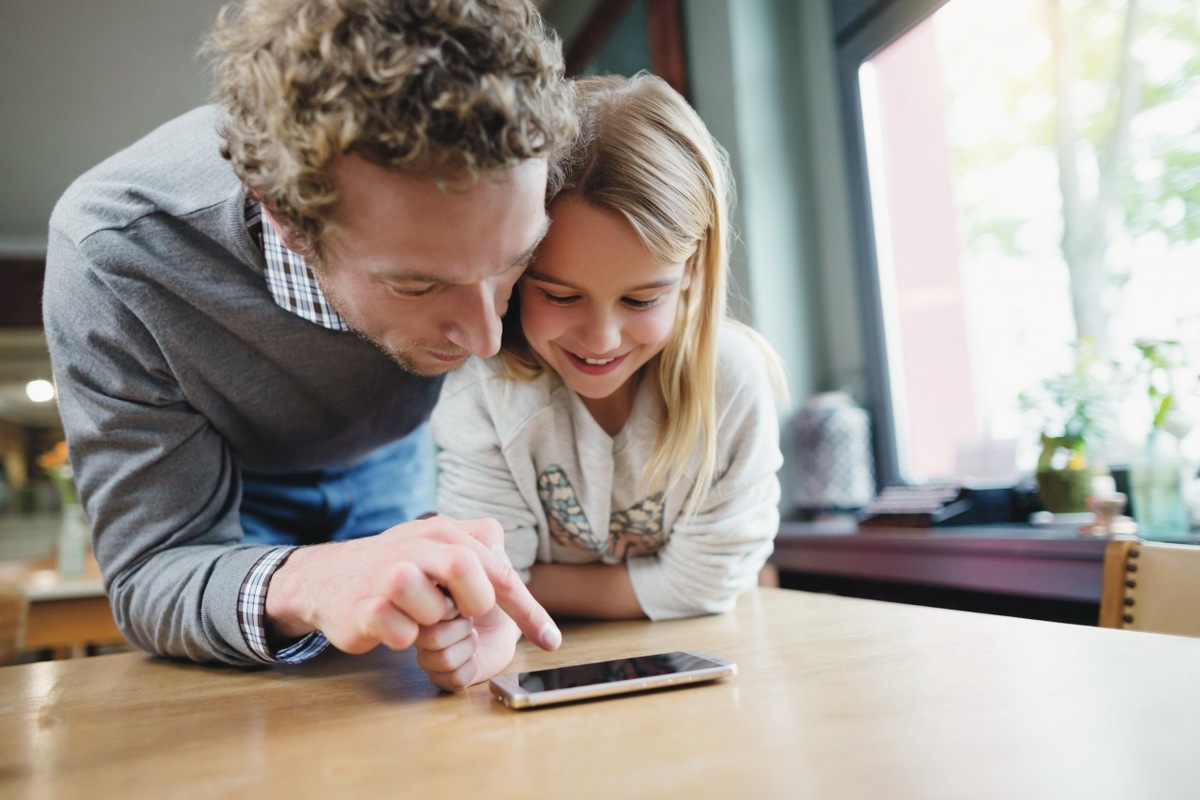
<box><xmin>871</xmin><ymin>17</ymin><xmax>979</xmax><ymax>481</ymax></box>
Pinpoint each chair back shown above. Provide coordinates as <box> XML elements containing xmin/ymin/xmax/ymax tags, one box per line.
<box><xmin>1099</xmin><ymin>538</ymin><xmax>1200</xmax><ymax>637</ymax></box>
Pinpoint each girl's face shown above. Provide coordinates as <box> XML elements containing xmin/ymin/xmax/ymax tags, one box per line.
<box><xmin>520</xmin><ymin>195</ymin><xmax>692</xmax><ymax>426</ymax></box>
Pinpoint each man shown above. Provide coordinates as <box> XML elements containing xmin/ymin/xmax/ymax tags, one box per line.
<box><xmin>42</xmin><ymin>0</ymin><xmax>576</xmax><ymax>687</ymax></box>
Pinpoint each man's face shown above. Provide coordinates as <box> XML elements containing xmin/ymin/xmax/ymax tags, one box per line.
<box><xmin>297</xmin><ymin>154</ymin><xmax>549</xmax><ymax>376</ymax></box>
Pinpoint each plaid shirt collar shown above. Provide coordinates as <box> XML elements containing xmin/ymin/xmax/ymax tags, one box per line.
<box><xmin>246</xmin><ymin>201</ymin><xmax>349</xmax><ymax>332</ymax></box>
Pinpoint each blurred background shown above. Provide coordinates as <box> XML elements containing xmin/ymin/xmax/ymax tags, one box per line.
<box><xmin>1</xmin><ymin>0</ymin><xmax>1197</xmax><ymax>528</ymax></box>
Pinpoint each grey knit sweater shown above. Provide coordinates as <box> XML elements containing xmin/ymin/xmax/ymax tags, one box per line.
<box><xmin>43</xmin><ymin>106</ymin><xmax>440</xmax><ymax>665</ymax></box>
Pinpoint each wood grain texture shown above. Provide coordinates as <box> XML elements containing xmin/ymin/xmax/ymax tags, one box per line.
<box><xmin>2</xmin><ymin>588</ymin><xmax>1199</xmax><ymax>799</ymax></box>
<box><xmin>1</xmin><ymin>554</ymin><xmax>123</xmax><ymax>662</ymax></box>
<box><xmin>646</xmin><ymin>0</ymin><xmax>689</xmax><ymax>99</ymax></box>
<box><xmin>1098</xmin><ymin>538</ymin><xmax>1136</xmax><ymax>628</ymax></box>
<box><xmin>21</xmin><ymin>596</ymin><xmax>122</xmax><ymax>652</ymax></box>
<box><xmin>1101</xmin><ymin>540</ymin><xmax>1200</xmax><ymax>636</ymax></box>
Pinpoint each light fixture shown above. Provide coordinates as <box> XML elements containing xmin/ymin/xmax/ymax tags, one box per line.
<box><xmin>26</xmin><ymin>379</ymin><xmax>56</xmax><ymax>403</ymax></box>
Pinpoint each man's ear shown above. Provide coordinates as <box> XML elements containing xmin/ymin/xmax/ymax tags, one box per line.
<box><xmin>260</xmin><ymin>203</ymin><xmax>306</xmax><ymax>253</ymax></box>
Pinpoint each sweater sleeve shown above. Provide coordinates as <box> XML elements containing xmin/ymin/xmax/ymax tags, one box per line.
<box><xmin>431</xmin><ymin>363</ymin><xmax>541</xmax><ymax>580</ymax></box>
<box><xmin>626</xmin><ymin>329</ymin><xmax>783</xmax><ymax>619</ymax></box>
<box><xmin>43</xmin><ymin>229</ymin><xmax>275</xmax><ymax>666</ymax></box>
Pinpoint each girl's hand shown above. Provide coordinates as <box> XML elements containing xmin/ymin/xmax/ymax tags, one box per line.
<box><xmin>414</xmin><ymin>605</ymin><xmax>523</xmax><ymax>691</ymax></box>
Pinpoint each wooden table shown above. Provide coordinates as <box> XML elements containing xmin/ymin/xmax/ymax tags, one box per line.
<box><xmin>2</xmin><ymin>588</ymin><xmax>1198</xmax><ymax>799</ymax></box>
<box><xmin>0</xmin><ymin>554</ymin><xmax>124</xmax><ymax>660</ymax></box>
<box><xmin>0</xmin><ymin>513</ymin><xmax>124</xmax><ymax>660</ymax></box>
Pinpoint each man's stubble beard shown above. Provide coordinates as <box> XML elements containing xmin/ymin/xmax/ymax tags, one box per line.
<box><xmin>308</xmin><ymin>257</ymin><xmax>457</xmax><ymax>378</ymax></box>
<box><xmin>353</xmin><ymin>328</ymin><xmax>442</xmax><ymax>377</ymax></box>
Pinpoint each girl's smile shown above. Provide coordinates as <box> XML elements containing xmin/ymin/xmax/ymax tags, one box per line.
<box><xmin>562</xmin><ymin>349</ymin><xmax>630</xmax><ymax>375</ymax></box>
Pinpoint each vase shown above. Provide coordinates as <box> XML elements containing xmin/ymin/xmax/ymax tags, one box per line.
<box><xmin>1035</xmin><ymin>466</ymin><xmax>1093</xmax><ymax>513</ymax></box>
<box><xmin>56</xmin><ymin>503</ymin><xmax>90</xmax><ymax>577</ymax></box>
<box><xmin>1128</xmin><ymin>429</ymin><xmax>1191</xmax><ymax>541</ymax></box>
<box><xmin>788</xmin><ymin>392</ymin><xmax>875</xmax><ymax>515</ymax></box>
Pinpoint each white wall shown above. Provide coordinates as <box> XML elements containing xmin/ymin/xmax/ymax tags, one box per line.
<box><xmin>0</xmin><ymin>0</ymin><xmax>228</xmax><ymax>253</ymax></box>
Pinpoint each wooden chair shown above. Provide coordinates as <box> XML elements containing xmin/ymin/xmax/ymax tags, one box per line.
<box><xmin>1099</xmin><ymin>538</ymin><xmax>1200</xmax><ymax>637</ymax></box>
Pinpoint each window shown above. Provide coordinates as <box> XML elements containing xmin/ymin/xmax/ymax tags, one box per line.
<box><xmin>840</xmin><ymin>0</ymin><xmax>1200</xmax><ymax>486</ymax></box>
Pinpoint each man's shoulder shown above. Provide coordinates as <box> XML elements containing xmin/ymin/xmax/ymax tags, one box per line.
<box><xmin>50</xmin><ymin>105</ymin><xmax>242</xmax><ymax>248</ymax></box>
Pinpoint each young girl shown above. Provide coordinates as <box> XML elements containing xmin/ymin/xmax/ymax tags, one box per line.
<box><xmin>419</xmin><ymin>73</ymin><xmax>784</xmax><ymax>687</ymax></box>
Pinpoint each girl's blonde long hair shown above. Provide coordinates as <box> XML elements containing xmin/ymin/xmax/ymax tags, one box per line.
<box><xmin>501</xmin><ymin>71</ymin><xmax>752</xmax><ymax>517</ymax></box>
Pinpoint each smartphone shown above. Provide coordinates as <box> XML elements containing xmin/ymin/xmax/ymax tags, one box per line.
<box><xmin>488</xmin><ymin>649</ymin><xmax>736</xmax><ymax>709</ymax></box>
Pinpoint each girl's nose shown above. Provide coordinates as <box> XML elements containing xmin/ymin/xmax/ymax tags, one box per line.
<box><xmin>577</xmin><ymin>310</ymin><xmax>622</xmax><ymax>355</ymax></box>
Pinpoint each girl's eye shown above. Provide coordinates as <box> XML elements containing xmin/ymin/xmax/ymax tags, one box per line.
<box><xmin>623</xmin><ymin>296</ymin><xmax>662</xmax><ymax>310</ymax></box>
<box><xmin>540</xmin><ymin>289</ymin><xmax>579</xmax><ymax>306</ymax></box>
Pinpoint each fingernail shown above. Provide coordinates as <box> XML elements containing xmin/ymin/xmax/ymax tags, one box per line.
<box><xmin>493</xmin><ymin>543</ymin><xmax>510</xmax><ymax>561</ymax></box>
<box><xmin>540</xmin><ymin>621</ymin><xmax>562</xmax><ymax>650</ymax></box>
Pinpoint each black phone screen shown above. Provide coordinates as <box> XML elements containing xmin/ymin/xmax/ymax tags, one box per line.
<box><xmin>515</xmin><ymin>651</ymin><xmax>719</xmax><ymax>693</ymax></box>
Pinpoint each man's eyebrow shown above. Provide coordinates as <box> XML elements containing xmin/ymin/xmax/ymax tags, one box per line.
<box><xmin>384</xmin><ymin>217</ymin><xmax>550</xmax><ymax>285</ymax></box>
<box><xmin>523</xmin><ymin>270</ymin><xmax>681</xmax><ymax>292</ymax></box>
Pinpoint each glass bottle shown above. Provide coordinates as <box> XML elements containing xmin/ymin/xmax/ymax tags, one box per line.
<box><xmin>1128</xmin><ymin>428</ymin><xmax>1191</xmax><ymax>541</ymax></box>
<box><xmin>56</xmin><ymin>503</ymin><xmax>90</xmax><ymax>577</ymax></box>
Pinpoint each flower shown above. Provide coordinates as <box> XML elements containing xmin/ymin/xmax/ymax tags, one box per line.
<box><xmin>37</xmin><ymin>441</ymin><xmax>77</xmax><ymax>507</ymax></box>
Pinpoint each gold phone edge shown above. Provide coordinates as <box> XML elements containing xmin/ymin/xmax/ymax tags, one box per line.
<box><xmin>489</xmin><ymin>661</ymin><xmax>736</xmax><ymax>710</ymax></box>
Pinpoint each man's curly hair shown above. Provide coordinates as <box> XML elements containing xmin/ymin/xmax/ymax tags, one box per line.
<box><xmin>205</xmin><ymin>0</ymin><xmax>576</xmax><ymax>256</ymax></box>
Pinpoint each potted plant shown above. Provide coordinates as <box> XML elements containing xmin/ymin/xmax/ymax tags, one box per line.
<box><xmin>1019</xmin><ymin>339</ymin><xmax>1116</xmax><ymax>513</ymax></box>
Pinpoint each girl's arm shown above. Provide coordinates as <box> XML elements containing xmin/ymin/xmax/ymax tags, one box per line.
<box><xmin>526</xmin><ymin>561</ymin><xmax>645</xmax><ymax>619</ymax></box>
<box><xmin>625</xmin><ymin>329</ymin><xmax>784</xmax><ymax>619</ymax></box>
<box><xmin>431</xmin><ymin>365</ymin><xmax>541</xmax><ymax>578</ymax></box>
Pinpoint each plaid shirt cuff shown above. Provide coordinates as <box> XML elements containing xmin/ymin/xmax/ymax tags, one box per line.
<box><xmin>239</xmin><ymin>547</ymin><xmax>330</xmax><ymax>664</ymax></box>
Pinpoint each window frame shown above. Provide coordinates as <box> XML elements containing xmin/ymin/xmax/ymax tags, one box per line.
<box><xmin>833</xmin><ymin>0</ymin><xmax>956</xmax><ymax>488</ymax></box>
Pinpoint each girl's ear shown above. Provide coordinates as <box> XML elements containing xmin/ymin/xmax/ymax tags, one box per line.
<box><xmin>681</xmin><ymin>254</ymin><xmax>696</xmax><ymax>292</ymax></box>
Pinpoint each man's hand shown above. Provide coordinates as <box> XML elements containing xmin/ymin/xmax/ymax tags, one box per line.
<box><xmin>264</xmin><ymin>516</ymin><xmax>561</xmax><ymax>656</ymax></box>
<box><xmin>414</xmin><ymin>605</ymin><xmax>522</xmax><ymax>691</ymax></box>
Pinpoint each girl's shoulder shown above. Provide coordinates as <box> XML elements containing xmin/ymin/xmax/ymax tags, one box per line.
<box><xmin>715</xmin><ymin>321</ymin><xmax>784</xmax><ymax>395</ymax></box>
<box><xmin>439</xmin><ymin>353</ymin><xmax>505</xmax><ymax>393</ymax></box>
<box><xmin>436</xmin><ymin>355</ymin><xmax>558</xmax><ymax>423</ymax></box>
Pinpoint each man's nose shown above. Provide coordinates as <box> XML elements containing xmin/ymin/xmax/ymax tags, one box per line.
<box><xmin>445</xmin><ymin>281</ymin><xmax>504</xmax><ymax>358</ymax></box>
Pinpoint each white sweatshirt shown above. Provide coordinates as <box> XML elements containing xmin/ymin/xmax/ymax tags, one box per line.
<box><xmin>432</xmin><ymin>323</ymin><xmax>782</xmax><ymax>619</ymax></box>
